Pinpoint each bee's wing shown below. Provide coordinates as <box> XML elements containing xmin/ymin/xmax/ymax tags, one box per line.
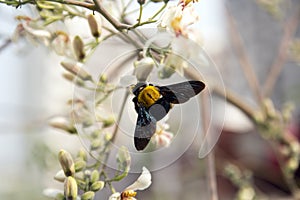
<box><xmin>148</xmin><ymin>98</ymin><xmax>171</xmax><ymax>121</ymax></box>
<box><xmin>157</xmin><ymin>80</ymin><xmax>205</xmax><ymax>104</ymax></box>
<box><xmin>134</xmin><ymin>106</ymin><xmax>157</xmax><ymax>151</ymax></box>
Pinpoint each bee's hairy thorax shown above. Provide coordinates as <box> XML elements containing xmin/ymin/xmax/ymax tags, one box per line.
<box><xmin>137</xmin><ymin>85</ymin><xmax>160</xmax><ymax>108</ymax></box>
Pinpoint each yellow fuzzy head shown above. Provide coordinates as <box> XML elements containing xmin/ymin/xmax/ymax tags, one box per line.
<box><xmin>137</xmin><ymin>85</ymin><xmax>160</xmax><ymax>108</ymax></box>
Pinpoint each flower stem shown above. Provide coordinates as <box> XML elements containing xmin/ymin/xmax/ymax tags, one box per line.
<box><xmin>226</xmin><ymin>7</ymin><xmax>263</xmax><ymax>104</ymax></box>
<box><xmin>149</xmin><ymin>2</ymin><xmax>167</xmax><ymax>20</ymax></box>
<box><xmin>201</xmin><ymin>91</ymin><xmax>219</xmax><ymax>200</ymax></box>
<box><xmin>101</xmin><ymin>91</ymin><xmax>130</xmax><ymax>171</ymax></box>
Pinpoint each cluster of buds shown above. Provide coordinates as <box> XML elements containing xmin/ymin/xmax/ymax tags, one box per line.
<box><xmin>44</xmin><ymin>149</ymin><xmax>104</xmax><ymax>200</ymax></box>
<box><xmin>255</xmin><ymin>99</ymin><xmax>300</xmax><ymax>180</ymax></box>
<box><xmin>224</xmin><ymin>164</ymin><xmax>256</xmax><ymax>200</ymax></box>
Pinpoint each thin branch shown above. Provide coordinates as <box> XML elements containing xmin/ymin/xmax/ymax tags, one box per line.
<box><xmin>201</xmin><ymin>91</ymin><xmax>219</xmax><ymax>200</ymax></box>
<box><xmin>263</xmin><ymin>8</ymin><xmax>300</xmax><ymax>97</ymax></box>
<box><xmin>184</xmin><ymin>68</ymin><xmax>257</xmax><ymax>123</ymax></box>
<box><xmin>93</xmin><ymin>0</ymin><xmax>131</xmax><ymax>31</ymax></box>
<box><xmin>60</xmin><ymin>0</ymin><xmax>95</xmax><ymax>9</ymax></box>
<box><xmin>226</xmin><ymin>7</ymin><xmax>263</xmax><ymax>104</ymax></box>
<box><xmin>0</xmin><ymin>39</ymin><xmax>12</xmax><ymax>53</ymax></box>
<box><xmin>212</xmin><ymin>85</ymin><xmax>256</xmax><ymax>123</ymax></box>
<box><xmin>101</xmin><ymin>91</ymin><xmax>130</xmax><ymax>171</ymax></box>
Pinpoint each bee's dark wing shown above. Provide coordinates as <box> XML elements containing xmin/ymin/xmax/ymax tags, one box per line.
<box><xmin>134</xmin><ymin>106</ymin><xmax>157</xmax><ymax>151</ymax></box>
<box><xmin>157</xmin><ymin>80</ymin><xmax>205</xmax><ymax>104</ymax></box>
<box><xmin>148</xmin><ymin>98</ymin><xmax>171</xmax><ymax>121</ymax></box>
<box><xmin>132</xmin><ymin>96</ymin><xmax>139</xmax><ymax>114</ymax></box>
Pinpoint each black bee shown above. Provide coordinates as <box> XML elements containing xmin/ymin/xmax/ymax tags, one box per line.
<box><xmin>132</xmin><ymin>80</ymin><xmax>205</xmax><ymax>151</ymax></box>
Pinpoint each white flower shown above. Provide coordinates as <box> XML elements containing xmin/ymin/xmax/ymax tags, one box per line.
<box><xmin>119</xmin><ymin>75</ymin><xmax>137</xmax><ymax>88</ymax></box>
<box><xmin>22</xmin><ymin>21</ymin><xmax>52</xmax><ymax>46</ymax></box>
<box><xmin>179</xmin><ymin>0</ymin><xmax>199</xmax><ymax>9</ymax></box>
<box><xmin>134</xmin><ymin>57</ymin><xmax>155</xmax><ymax>82</ymax></box>
<box><xmin>159</xmin><ymin>4</ymin><xmax>199</xmax><ymax>37</ymax></box>
<box><xmin>51</xmin><ymin>31</ymin><xmax>71</xmax><ymax>56</ymax></box>
<box><xmin>152</xmin><ymin>118</ymin><xmax>174</xmax><ymax>148</ymax></box>
<box><xmin>109</xmin><ymin>167</ymin><xmax>152</xmax><ymax>200</ymax></box>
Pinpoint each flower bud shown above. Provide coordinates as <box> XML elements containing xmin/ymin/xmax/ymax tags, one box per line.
<box><xmin>90</xmin><ymin>181</ymin><xmax>104</xmax><ymax>191</ymax></box>
<box><xmin>61</xmin><ymin>62</ymin><xmax>93</xmax><ymax>81</ymax></box>
<box><xmin>88</xmin><ymin>14</ymin><xmax>101</xmax><ymax>38</ymax></box>
<box><xmin>102</xmin><ymin>116</ymin><xmax>115</xmax><ymax>128</ymax></box>
<box><xmin>91</xmin><ymin>139</ymin><xmax>101</xmax><ymax>150</ymax></box>
<box><xmin>75</xmin><ymin>159</ymin><xmax>86</xmax><ymax>172</ymax></box>
<box><xmin>137</xmin><ymin>0</ymin><xmax>145</xmax><ymax>4</ymax></box>
<box><xmin>90</xmin><ymin>170</ymin><xmax>99</xmax><ymax>183</ymax></box>
<box><xmin>81</xmin><ymin>191</ymin><xmax>95</xmax><ymax>200</ymax></box>
<box><xmin>73</xmin><ymin>35</ymin><xmax>85</xmax><ymax>61</ymax></box>
<box><xmin>49</xmin><ymin>118</ymin><xmax>77</xmax><ymax>134</ymax></box>
<box><xmin>62</xmin><ymin>73</ymin><xmax>85</xmax><ymax>87</ymax></box>
<box><xmin>77</xmin><ymin>149</ymin><xmax>87</xmax><ymax>161</ymax></box>
<box><xmin>134</xmin><ymin>57</ymin><xmax>155</xmax><ymax>81</ymax></box>
<box><xmin>58</xmin><ymin>150</ymin><xmax>75</xmax><ymax>177</ymax></box>
<box><xmin>64</xmin><ymin>176</ymin><xmax>78</xmax><ymax>200</ymax></box>
<box><xmin>99</xmin><ymin>74</ymin><xmax>108</xmax><ymax>83</ymax></box>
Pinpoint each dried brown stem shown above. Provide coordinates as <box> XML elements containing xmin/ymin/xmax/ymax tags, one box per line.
<box><xmin>263</xmin><ymin>8</ymin><xmax>300</xmax><ymax>97</ymax></box>
<box><xmin>201</xmin><ymin>91</ymin><xmax>219</xmax><ymax>200</ymax></box>
<box><xmin>226</xmin><ymin>8</ymin><xmax>263</xmax><ymax>104</ymax></box>
<box><xmin>93</xmin><ymin>0</ymin><xmax>131</xmax><ymax>31</ymax></box>
<box><xmin>212</xmin><ymin>85</ymin><xmax>256</xmax><ymax>123</ymax></box>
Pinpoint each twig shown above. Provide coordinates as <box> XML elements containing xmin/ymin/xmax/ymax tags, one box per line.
<box><xmin>0</xmin><ymin>39</ymin><xmax>12</xmax><ymax>53</ymax></box>
<box><xmin>93</xmin><ymin>0</ymin><xmax>131</xmax><ymax>31</ymax></box>
<box><xmin>201</xmin><ymin>91</ymin><xmax>219</xmax><ymax>200</ymax></box>
<box><xmin>263</xmin><ymin>8</ymin><xmax>300</xmax><ymax>97</ymax></box>
<box><xmin>100</xmin><ymin>91</ymin><xmax>130</xmax><ymax>171</ymax></box>
<box><xmin>226</xmin><ymin>7</ymin><xmax>263</xmax><ymax>104</ymax></box>
<box><xmin>60</xmin><ymin>0</ymin><xmax>95</xmax><ymax>9</ymax></box>
<box><xmin>213</xmin><ymin>85</ymin><xmax>256</xmax><ymax>123</ymax></box>
<box><xmin>183</xmin><ymin>69</ymin><xmax>257</xmax><ymax>123</ymax></box>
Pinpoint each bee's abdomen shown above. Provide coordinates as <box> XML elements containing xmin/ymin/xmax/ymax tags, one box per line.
<box><xmin>137</xmin><ymin>86</ymin><xmax>160</xmax><ymax>108</ymax></box>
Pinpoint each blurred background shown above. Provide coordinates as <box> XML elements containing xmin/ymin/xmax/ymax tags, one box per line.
<box><xmin>0</xmin><ymin>0</ymin><xmax>300</xmax><ymax>199</ymax></box>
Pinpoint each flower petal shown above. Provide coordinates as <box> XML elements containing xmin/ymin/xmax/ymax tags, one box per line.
<box><xmin>43</xmin><ymin>188</ymin><xmax>64</xmax><ymax>198</ymax></box>
<box><xmin>125</xmin><ymin>167</ymin><xmax>152</xmax><ymax>191</ymax></box>
<box><xmin>108</xmin><ymin>192</ymin><xmax>121</xmax><ymax>200</ymax></box>
<box><xmin>119</xmin><ymin>75</ymin><xmax>137</xmax><ymax>87</ymax></box>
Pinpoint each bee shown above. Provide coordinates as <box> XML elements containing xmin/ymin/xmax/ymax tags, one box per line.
<box><xmin>132</xmin><ymin>80</ymin><xmax>205</xmax><ymax>151</ymax></box>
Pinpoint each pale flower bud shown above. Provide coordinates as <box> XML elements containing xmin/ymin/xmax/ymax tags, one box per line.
<box><xmin>49</xmin><ymin>117</ymin><xmax>77</xmax><ymax>134</ymax></box>
<box><xmin>64</xmin><ymin>176</ymin><xmax>78</xmax><ymax>200</ymax></box>
<box><xmin>88</xmin><ymin>14</ymin><xmax>101</xmax><ymax>38</ymax></box>
<box><xmin>81</xmin><ymin>191</ymin><xmax>95</xmax><ymax>200</ymax></box>
<box><xmin>58</xmin><ymin>149</ymin><xmax>75</xmax><ymax>177</ymax></box>
<box><xmin>90</xmin><ymin>170</ymin><xmax>100</xmax><ymax>183</ymax></box>
<box><xmin>90</xmin><ymin>181</ymin><xmax>104</xmax><ymax>191</ymax></box>
<box><xmin>61</xmin><ymin>62</ymin><xmax>93</xmax><ymax>81</ymax></box>
<box><xmin>73</xmin><ymin>35</ymin><xmax>85</xmax><ymax>61</ymax></box>
<box><xmin>74</xmin><ymin>159</ymin><xmax>86</xmax><ymax>172</ymax></box>
<box><xmin>77</xmin><ymin>148</ymin><xmax>87</xmax><ymax>161</ymax></box>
